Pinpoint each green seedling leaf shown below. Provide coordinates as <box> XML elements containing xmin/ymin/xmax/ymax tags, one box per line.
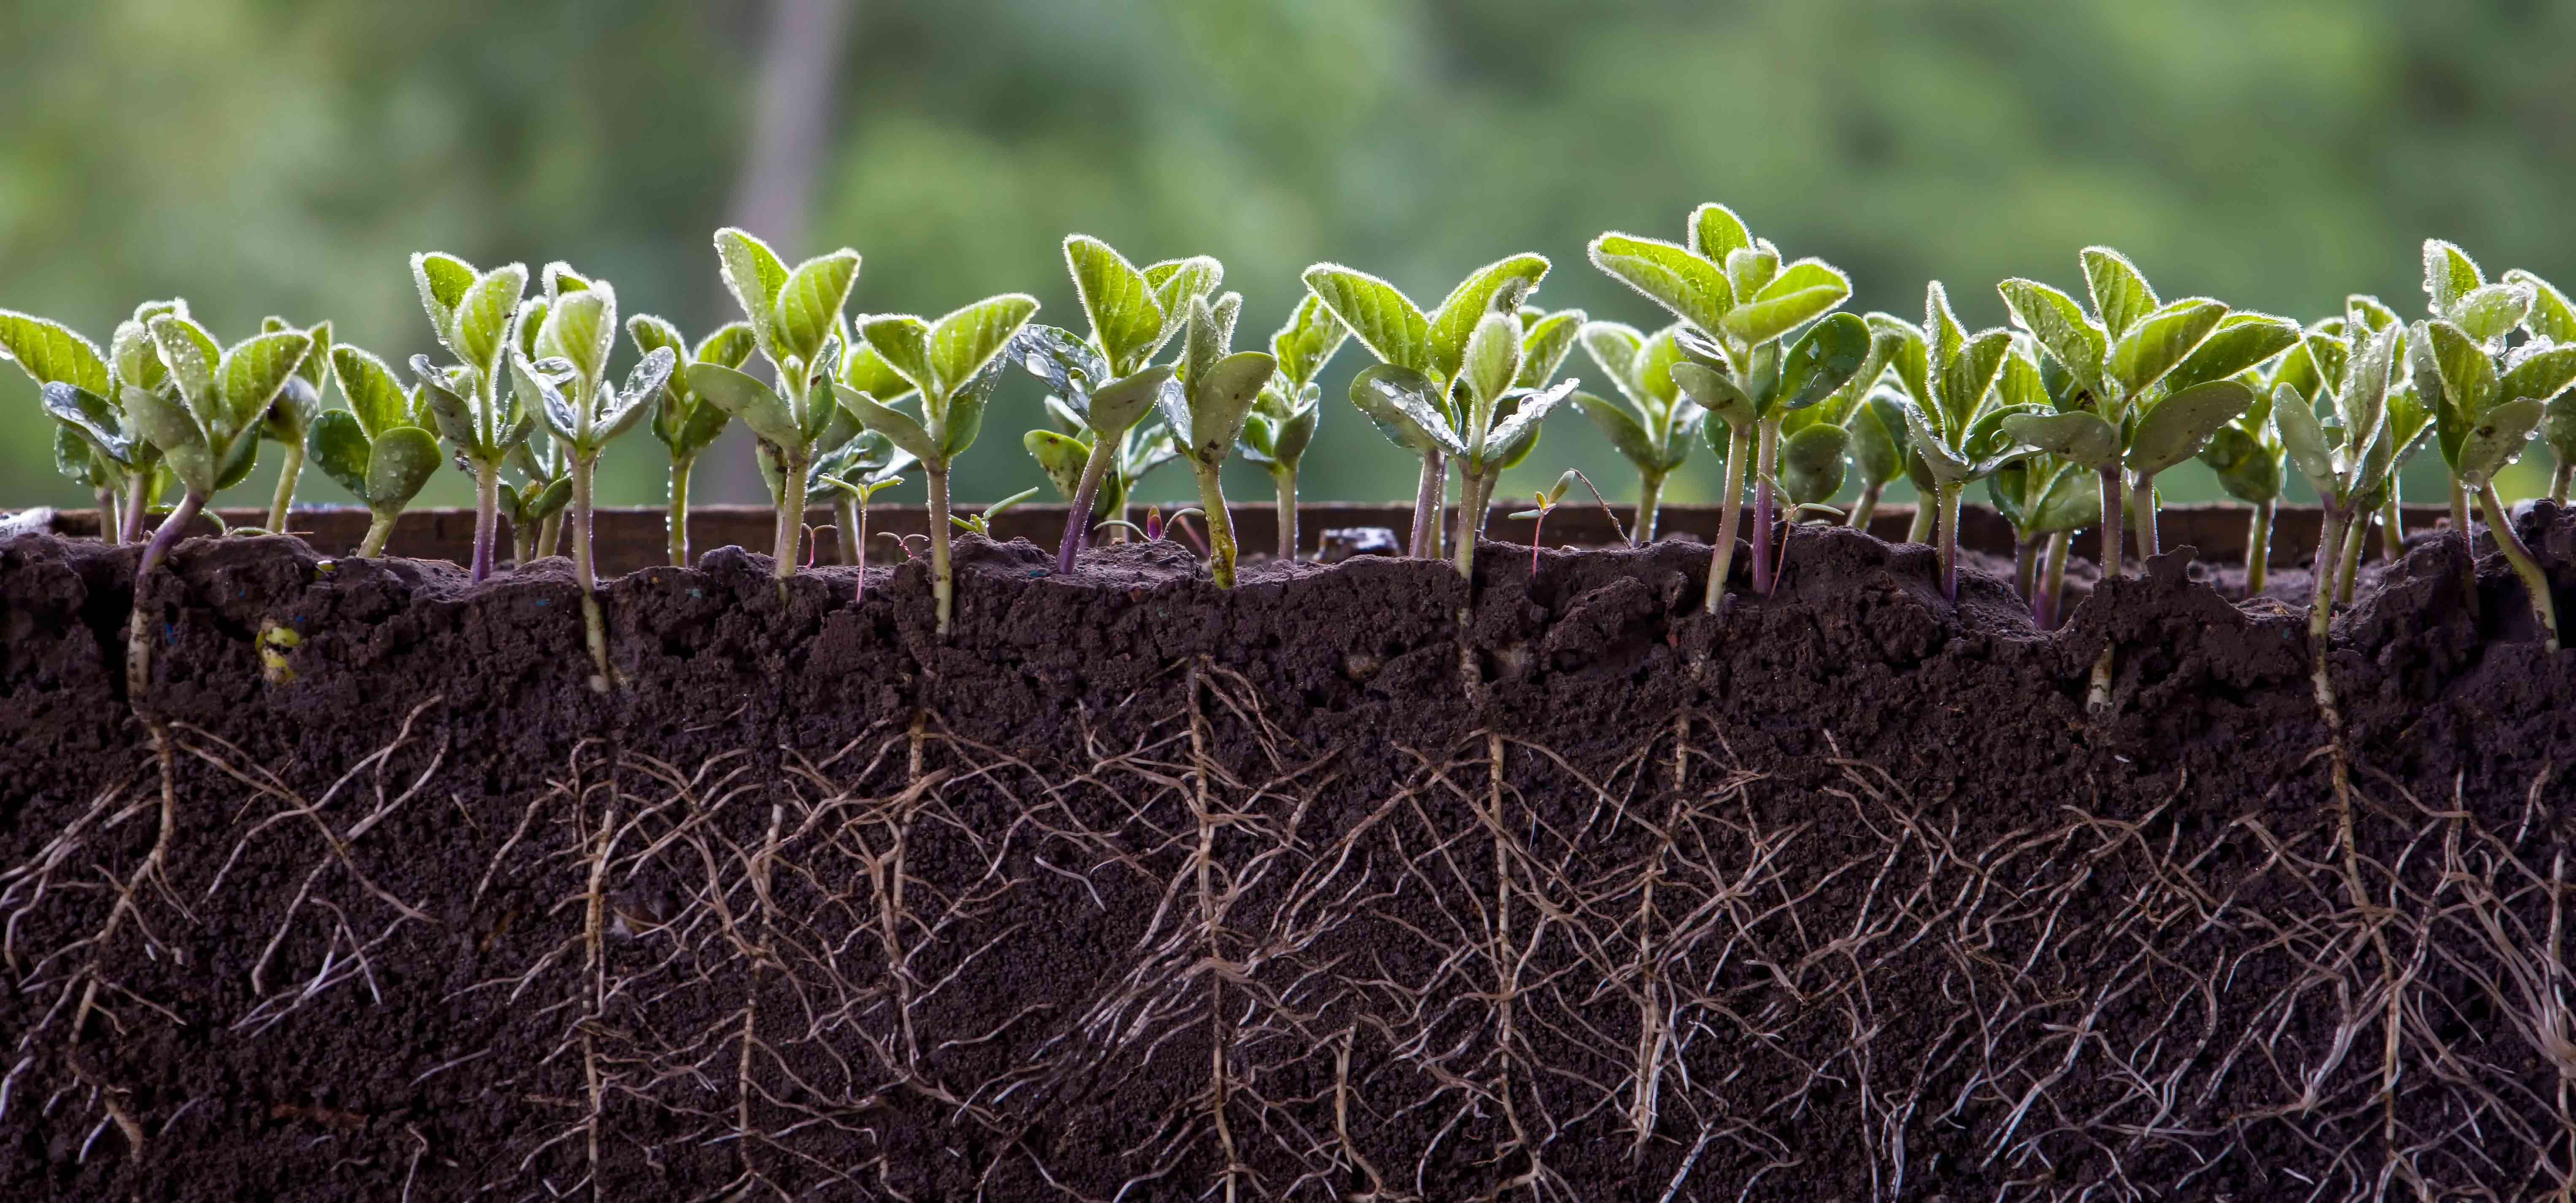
<box><xmin>2108</xmin><ymin>298</ymin><xmax>2227</xmax><ymax>397</ymax></box>
<box><xmin>1688</xmin><ymin>202</ymin><xmax>1752</xmax><ymax>262</ymax></box>
<box><xmin>698</xmin><ymin>321</ymin><xmax>757</xmax><ymax>370</ymax></box>
<box><xmin>1587</xmin><ymin>234</ymin><xmax>1732</xmax><ymax>337</ymax></box>
<box><xmin>333</xmin><ymin>346</ymin><xmax>410</xmax><ymax>438</ymax></box>
<box><xmin>1998</xmin><ymin>279</ymin><xmax>2110</xmax><ymax>402</ymax></box>
<box><xmin>1303</xmin><ymin>264</ymin><xmax>1431</xmax><ymax>374</ymax></box>
<box><xmin>1025</xmin><ymin>428</ymin><xmax>1093</xmax><ymax>501</ymax></box>
<box><xmin>2423</xmin><ymin>319</ymin><xmax>2497</xmax><ymax>419</ymax></box>
<box><xmin>2198</xmin><ymin>425</ymin><xmax>2282</xmax><ymax>503</ymax></box>
<box><xmin>2499</xmin><ymin>342</ymin><xmax>2576</xmax><ymax>408</ymax></box>
<box><xmin>1999</xmin><ymin>409</ymin><xmax>2121</xmax><ymax>468</ymax></box>
<box><xmin>2081</xmin><ymin>246</ymin><xmax>2159</xmax><ymax>339</ymax></box>
<box><xmin>859</xmin><ymin>314</ymin><xmax>935</xmax><ymax>398</ymax></box>
<box><xmin>2160</xmin><ymin>313</ymin><xmax>2301</xmax><ymax>394</ymax></box>
<box><xmin>1013</xmin><ymin>325</ymin><xmax>1109</xmax><ymax>416</ymax></box>
<box><xmin>1145</xmin><ymin>257</ymin><xmax>1223</xmax><ymax>355</ymax></box>
<box><xmin>220</xmin><ymin>331</ymin><xmax>316</xmax><ymax>436</ymax></box>
<box><xmin>453</xmin><ymin>263</ymin><xmax>530</xmax><ymax>378</ymax></box>
<box><xmin>514</xmin><ymin>353</ymin><xmax>581</xmax><ymax>445</ymax></box>
<box><xmin>715</xmin><ymin>227</ymin><xmax>791</xmax><ymax>352</ymax></box>
<box><xmin>1852</xmin><ymin>391</ymin><xmax>1910</xmax><ymax>486</ymax></box>
<box><xmin>1721</xmin><ymin>259</ymin><xmax>1852</xmax><ymax>347</ymax></box>
<box><xmin>308</xmin><ymin>409</ymin><xmax>373</xmax><ymax>498</ymax></box>
<box><xmin>2423</xmin><ymin>239</ymin><xmax>2482</xmax><ymax>316</ymax></box>
<box><xmin>772</xmin><ymin>249</ymin><xmax>861</xmax><ymax>368</ymax></box>
<box><xmin>2547</xmin><ymin>393</ymin><xmax>2576</xmax><ymax>465</ymax></box>
<box><xmin>1482</xmin><ymin>379</ymin><xmax>1577</xmax><ymax>467</ymax></box>
<box><xmin>1775</xmin><ymin>311</ymin><xmax>1870</xmax><ymax>413</ymax></box>
<box><xmin>536</xmin><ymin>281</ymin><xmax>615</xmax><ymax>386</ymax></box>
<box><xmin>149</xmin><ymin>314</ymin><xmax>220</xmax><ymax>413</ymax></box>
<box><xmin>930</xmin><ymin>294</ymin><xmax>1039</xmax><ymax>402</ymax></box>
<box><xmin>2125</xmin><ymin>380</ymin><xmax>2258</xmax><ymax>477</ymax></box>
<box><xmin>2506</xmin><ymin>269</ymin><xmax>2576</xmax><ymax>344</ymax></box>
<box><xmin>2453</xmin><ymin>396</ymin><xmax>2547</xmax><ymax>486</ymax></box>
<box><xmin>1573</xmin><ymin>391</ymin><xmax>1663</xmax><ymax>472</ymax></box>
<box><xmin>1090</xmin><ymin>364</ymin><xmax>1176</xmax><ymax>436</ymax></box>
<box><xmin>1779</xmin><ymin>422</ymin><xmax>1851</xmax><ymax>505</ymax></box>
<box><xmin>412</xmin><ymin>253</ymin><xmax>476</xmax><ymax>342</ymax></box>
<box><xmin>687</xmin><ymin>362</ymin><xmax>800</xmax><ymax>447</ymax></box>
<box><xmin>366</xmin><ymin>426</ymin><xmax>442</xmax><ymax>510</ymax></box>
<box><xmin>1515</xmin><ymin>309</ymin><xmax>1584</xmax><ymax>389</ymax></box>
<box><xmin>1462</xmin><ymin>311</ymin><xmax>1522</xmax><ymax>408</ymax></box>
<box><xmin>2451</xmin><ymin>282</ymin><xmax>2533</xmax><ymax>344</ymax></box>
<box><xmin>1669</xmin><ymin>361</ymin><xmax>1757</xmax><ymax>430</ymax></box>
<box><xmin>1580</xmin><ymin>322</ymin><xmax>1645</xmax><ymax>402</ymax></box>
<box><xmin>1063</xmin><ymin>235</ymin><xmax>1163</xmax><ymax>374</ymax></box>
<box><xmin>1724</xmin><ymin>245</ymin><xmax>1780</xmax><ymax>301</ymax></box>
<box><xmin>0</xmin><ymin>310</ymin><xmax>112</xmax><ymax>395</ymax></box>
<box><xmin>1427</xmin><ymin>254</ymin><xmax>1549</xmax><ymax>383</ymax></box>
<box><xmin>2273</xmin><ymin>383</ymin><xmax>2337</xmax><ymax>494</ymax></box>
<box><xmin>1348</xmin><ymin>364</ymin><xmax>1462</xmax><ymax>455</ymax></box>
<box><xmin>940</xmin><ymin>359</ymin><xmax>1004</xmax><ymax>459</ymax></box>
<box><xmin>1165</xmin><ymin>351</ymin><xmax>1277</xmax><ymax>462</ymax></box>
<box><xmin>1272</xmin><ymin>293</ymin><xmax>1348</xmax><ymax>389</ymax></box>
<box><xmin>40</xmin><ymin>383</ymin><xmax>133</xmax><ymax>463</ymax></box>
<box><xmin>834</xmin><ymin>384</ymin><xmax>940</xmax><ymax>463</ymax></box>
<box><xmin>595</xmin><ymin>347</ymin><xmax>677</xmax><ymax>444</ymax></box>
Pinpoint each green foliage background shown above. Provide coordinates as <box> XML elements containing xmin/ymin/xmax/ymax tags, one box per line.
<box><xmin>5</xmin><ymin>0</ymin><xmax>2572</xmax><ymax>514</ymax></box>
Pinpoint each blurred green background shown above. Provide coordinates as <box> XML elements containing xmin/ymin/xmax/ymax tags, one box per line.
<box><xmin>6</xmin><ymin>0</ymin><xmax>2573</xmax><ymax>519</ymax></box>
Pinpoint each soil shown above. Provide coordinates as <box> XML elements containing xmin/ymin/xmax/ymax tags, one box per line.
<box><xmin>3</xmin><ymin>506</ymin><xmax>2573</xmax><ymax>1201</ymax></box>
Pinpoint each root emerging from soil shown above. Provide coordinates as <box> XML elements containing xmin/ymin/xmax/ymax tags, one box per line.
<box><xmin>6</xmin><ymin>685</ymin><xmax>2573</xmax><ymax>1201</ymax></box>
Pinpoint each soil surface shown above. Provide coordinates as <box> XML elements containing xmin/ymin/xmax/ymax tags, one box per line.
<box><xmin>3</xmin><ymin>509</ymin><xmax>2573</xmax><ymax>1201</ymax></box>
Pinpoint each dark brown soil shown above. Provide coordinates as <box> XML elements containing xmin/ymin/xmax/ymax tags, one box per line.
<box><xmin>3</xmin><ymin>507</ymin><xmax>2573</xmax><ymax>1201</ymax></box>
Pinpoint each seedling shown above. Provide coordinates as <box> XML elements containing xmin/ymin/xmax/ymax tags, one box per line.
<box><xmin>121</xmin><ymin>314</ymin><xmax>314</xmax><ymax>577</ymax></box>
<box><xmin>2410</xmin><ymin>242</ymin><xmax>2576</xmax><ymax>647</ymax></box>
<box><xmin>2525</xmin><ymin>273</ymin><xmax>2576</xmax><ymax>503</ymax></box>
<box><xmin>810</xmin><ymin>428</ymin><xmax>915</xmax><ymax>567</ymax></box>
<box><xmin>627</xmin><ymin>314</ymin><xmax>755</xmax><ymax>566</ymax></box>
<box><xmin>410</xmin><ymin>253</ymin><xmax>534</xmax><ymax>582</ymax></box>
<box><xmin>1872</xmin><ymin>285</ymin><xmax>2041</xmax><ymax>602</ymax></box>
<box><xmin>509</xmin><ymin>264</ymin><xmax>676</xmax><ymax>689</ymax></box>
<box><xmin>1153</xmin><ymin>291</ymin><xmax>1278</xmax><ymax>587</ymax></box>
<box><xmin>253</xmin><ymin>317</ymin><xmax>333</xmax><ymax>535</ymax></box>
<box><xmin>1025</xmin><ymin>398</ymin><xmax>1177</xmax><ymax>544</ymax></box>
<box><xmin>837</xmin><ymin>293</ymin><xmax>1040</xmax><ymax>635</ymax></box>
<box><xmin>1988</xmin><ymin>452</ymin><xmax>2097</xmax><ymax>625</ymax></box>
<box><xmin>304</xmin><ymin>346</ymin><xmax>442</xmax><ymax>557</ymax></box>
<box><xmin>2195</xmin><ymin>375</ymin><xmax>2290</xmax><ymax>597</ymax></box>
<box><xmin>949</xmin><ymin>486</ymin><xmax>1040</xmax><ymax>539</ymax></box>
<box><xmin>503</xmin><ymin>435</ymin><xmax>573</xmax><ymax>561</ymax></box>
<box><xmin>682</xmin><ymin>228</ymin><xmax>862</xmax><ymax>587</ymax></box>
<box><xmin>1590</xmin><ymin>203</ymin><xmax>1857</xmax><ymax>604</ymax></box>
<box><xmin>1304</xmin><ymin>253</ymin><xmax>1552</xmax><ymax>560</ymax></box>
<box><xmin>1997</xmin><ymin>249</ymin><xmax>2295</xmax><ymax>572</ymax></box>
<box><xmin>1507</xmin><ymin>470</ymin><xmax>1582</xmax><ymax>573</ymax></box>
<box><xmin>1574</xmin><ymin>321</ymin><xmax>1702</xmax><ymax>543</ymax></box>
<box><xmin>1021</xmin><ymin>235</ymin><xmax>1219</xmax><ymax>573</ymax></box>
<box><xmin>1447</xmin><ymin>307</ymin><xmax>1583</xmax><ymax>574</ymax></box>
<box><xmin>1236</xmin><ymin>294</ymin><xmax>1348</xmax><ymax>561</ymax></box>
<box><xmin>1774</xmin><ymin>319</ymin><xmax>1903</xmax><ymax>535</ymax></box>
<box><xmin>3</xmin><ymin>304</ymin><xmax>176</xmax><ymax>545</ymax></box>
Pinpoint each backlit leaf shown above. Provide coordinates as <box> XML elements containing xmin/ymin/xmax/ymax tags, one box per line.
<box><xmin>1303</xmin><ymin>264</ymin><xmax>1431</xmax><ymax>374</ymax></box>
<box><xmin>773</xmin><ymin>249</ymin><xmax>862</xmax><ymax>367</ymax></box>
<box><xmin>715</xmin><ymin>227</ymin><xmax>791</xmax><ymax>351</ymax></box>
<box><xmin>1586</xmin><ymin>234</ymin><xmax>1732</xmax><ymax>338</ymax></box>
<box><xmin>2126</xmin><ymin>380</ymin><xmax>2258</xmax><ymax>477</ymax></box>
<box><xmin>2108</xmin><ymin>298</ymin><xmax>2226</xmax><ymax>397</ymax></box>
<box><xmin>928</xmin><ymin>294</ymin><xmax>1039</xmax><ymax>400</ymax></box>
<box><xmin>2080</xmin><ymin>246</ymin><xmax>2159</xmax><ymax>339</ymax></box>
<box><xmin>1427</xmin><ymin>253</ymin><xmax>1549</xmax><ymax>383</ymax></box>
<box><xmin>0</xmin><ymin>310</ymin><xmax>111</xmax><ymax>395</ymax></box>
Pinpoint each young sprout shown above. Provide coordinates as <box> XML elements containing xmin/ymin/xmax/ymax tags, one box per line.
<box><xmin>1024</xmin><ymin>395</ymin><xmax>1178</xmax><ymax>546</ymax></box>
<box><xmin>120</xmin><ymin>315</ymin><xmax>312</xmax><ymax>578</ymax></box>
<box><xmin>1155</xmin><ymin>291</ymin><xmax>1278</xmax><ymax>587</ymax></box>
<box><xmin>812</xmin><ymin>430</ymin><xmax>911</xmax><ymax>586</ymax></box>
<box><xmin>410</xmin><ymin>254</ymin><xmax>534</xmax><ymax>582</ymax></box>
<box><xmin>628</xmin><ymin>314</ymin><xmax>755</xmax><ymax>567</ymax></box>
<box><xmin>2196</xmin><ymin>380</ymin><xmax>2290</xmax><ymax>598</ymax></box>
<box><xmin>1506</xmin><ymin>469</ymin><xmax>1582</xmax><ymax>574</ymax></box>
<box><xmin>500</xmin><ymin>456</ymin><xmax>572</xmax><ymax>565</ymax></box>
<box><xmin>1590</xmin><ymin>203</ymin><xmax>1857</xmax><ymax>602</ymax></box>
<box><xmin>1236</xmin><ymin>294</ymin><xmax>1348</xmax><ymax>561</ymax></box>
<box><xmin>510</xmin><ymin>266</ymin><xmax>676</xmax><ymax>689</ymax></box>
<box><xmin>2</xmin><ymin>305</ymin><xmax>171</xmax><ymax>544</ymax></box>
<box><xmin>2410</xmin><ymin>244</ymin><xmax>2576</xmax><ymax>648</ymax></box>
<box><xmin>1771</xmin><ymin>319</ymin><xmax>1902</xmax><ymax>536</ymax></box>
<box><xmin>1997</xmin><ymin>250</ymin><xmax>2295</xmax><ymax>568</ymax></box>
<box><xmin>1303</xmin><ymin>253</ymin><xmax>1552</xmax><ymax>560</ymax></box>
<box><xmin>1989</xmin><ymin>451</ymin><xmax>2097</xmax><ymax>624</ymax></box>
<box><xmin>304</xmin><ymin>346</ymin><xmax>442</xmax><ymax>557</ymax></box>
<box><xmin>1574</xmin><ymin>322</ymin><xmax>1702</xmax><ymax>543</ymax></box>
<box><xmin>1024</xmin><ymin>236</ymin><xmax>1225</xmax><ymax>572</ymax></box>
<box><xmin>682</xmin><ymin>228</ymin><xmax>862</xmax><ymax>587</ymax></box>
<box><xmin>253</xmin><ymin>317</ymin><xmax>333</xmax><ymax>535</ymax></box>
<box><xmin>948</xmin><ymin>486</ymin><xmax>1041</xmax><ymax>539</ymax></box>
<box><xmin>1446</xmin><ymin>307</ymin><xmax>1583</xmax><ymax>573</ymax></box>
<box><xmin>838</xmin><ymin>293</ymin><xmax>1040</xmax><ymax>635</ymax></box>
<box><xmin>1872</xmin><ymin>285</ymin><xmax>2041</xmax><ymax>602</ymax></box>
<box><xmin>2520</xmin><ymin>273</ymin><xmax>2576</xmax><ymax>503</ymax></box>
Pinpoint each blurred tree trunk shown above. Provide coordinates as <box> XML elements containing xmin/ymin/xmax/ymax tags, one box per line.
<box><xmin>704</xmin><ymin>0</ymin><xmax>855</xmax><ymax>507</ymax></box>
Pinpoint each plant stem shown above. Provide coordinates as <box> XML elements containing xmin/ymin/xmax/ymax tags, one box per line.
<box><xmin>853</xmin><ymin>496</ymin><xmax>872</xmax><ymax>603</ymax></box>
<box><xmin>2335</xmin><ymin>507</ymin><xmax>2367</xmax><ymax>605</ymax></box>
<box><xmin>1935</xmin><ymin>480</ymin><xmax>1964</xmax><ymax>602</ymax></box>
<box><xmin>1905</xmin><ymin>498</ymin><xmax>1935</xmax><ymax>544</ymax></box>
<box><xmin>2087</xmin><ymin>464</ymin><xmax>2125</xmax><ymax>711</ymax></box>
<box><xmin>1450</xmin><ymin>470</ymin><xmax>1486</xmax><ymax>579</ymax></box>
<box><xmin>2013</xmin><ymin>532</ymin><xmax>2038</xmax><ymax>604</ymax></box>
<box><xmin>1846</xmin><ymin>481</ymin><xmax>1882</xmax><ymax>531</ymax></box>
<box><xmin>471</xmin><ymin>459</ymin><xmax>500</xmax><ymax>583</ymax></box>
<box><xmin>2479</xmin><ymin>483</ymin><xmax>2561</xmax><ymax>651</ymax></box>
<box><xmin>2038</xmin><ymin>531</ymin><xmax>2069</xmax><ymax>629</ymax></box>
<box><xmin>570</xmin><ymin>453</ymin><xmax>611</xmax><ymax>691</ymax></box>
<box><xmin>2246</xmin><ymin>498</ymin><xmax>2274</xmax><ymax>597</ymax></box>
<box><xmin>1751</xmin><ymin>417</ymin><xmax>1781</xmax><ymax>595</ymax></box>
<box><xmin>2450</xmin><ymin>474</ymin><xmax>2480</xmax><ymax>619</ymax></box>
<box><xmin>1409</xmin><ymin>452</ymin><xmax>1444</xmax><ymax>559</ymax></box>
<box><xmin>2379</xmin><ymin>482</ymin><xmax>2403</xmax><ymax>561</ymax></box>
<box><xmin>1706</xmin><ymin>423</ymin><xmax>1750</xmax><ymax>613</ymax></box>
<box><xmin>1061</xmin><ymin>436</ymin><xmax>1117</xmax><ymax>575</ymax></box>
<box><xmin>97</xmin><ymin>485</ymin><xmax>121</xmax><ymax>546</ymax></box>
<box><xmin>121</xmin><ymin>470</ymin><xmax>150</xmax><ymax>545</ymax></box>
<box><xmin>2311</xmin><ymin>506</ymin><xmax>2347</xmax><ymax>737</ymax></box>
<box><xmin>127</xmin><ymin>487</ymin><xmax>208</xmax><ymax>703</ymax></box>
<box><xmin>2128</xmin><ymin>471</ymin><xmax>2159</xmax><ymax>560</ymax></box>
<box><xmin>667</xmin><ymin>454</ymin><xmax>693</xmax><ymax>568</ymax></box>
<box><xmin>265</xmin><ymin>439</ymin><xmax>304</xmax><ymax>535</ymax></box>
<box><xmin>1428</xmin><ymin>453</ymin><xmax>1450</xmax><ymax>561</ymax></box>
<box><xmin>772</xmin><ymin>456</ymin><xmax>808</xmax><ymax>584</ymax></box>
<box><xmin>928</xmin><ymin>464</ymin><xmax>955</xmax><ymax>636</ymax></box>
<box><xmin>514</xmin><ymin>516</ymin><xmax>535</xmax><ymax>567</ymax></box>
<box><xmin>1634</xmin><ymin>472</ymin><xmax>1664</xmax><ymax>546</ymax></box>
<box><xmin>537</xmin><ymin>511</ymin><xmax>563</xmax><ymax>561</ymax></box>
<box><xmin>358</xmin><ymin>512</ymin><xmax>396</xmax><ymax>558</ymax></box>
<box><xmin>835</xmin><ymin>496</ymin><xmax>861</xmax><ymax>567</ymax></box>
<box><xmin>1198</xmin><ymin>464</ymin><xmax>1240</xmax><ymax>588</ymax></box>
<box><xmin>2554</xmin><ymin>462</ymin><xmax>2572</xmax><ymax>507</ymax></box>
<box><xmin>1274</xmin><ymin>467</ymin><xmax>1298</xmax><ymax>562</ymax></box>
